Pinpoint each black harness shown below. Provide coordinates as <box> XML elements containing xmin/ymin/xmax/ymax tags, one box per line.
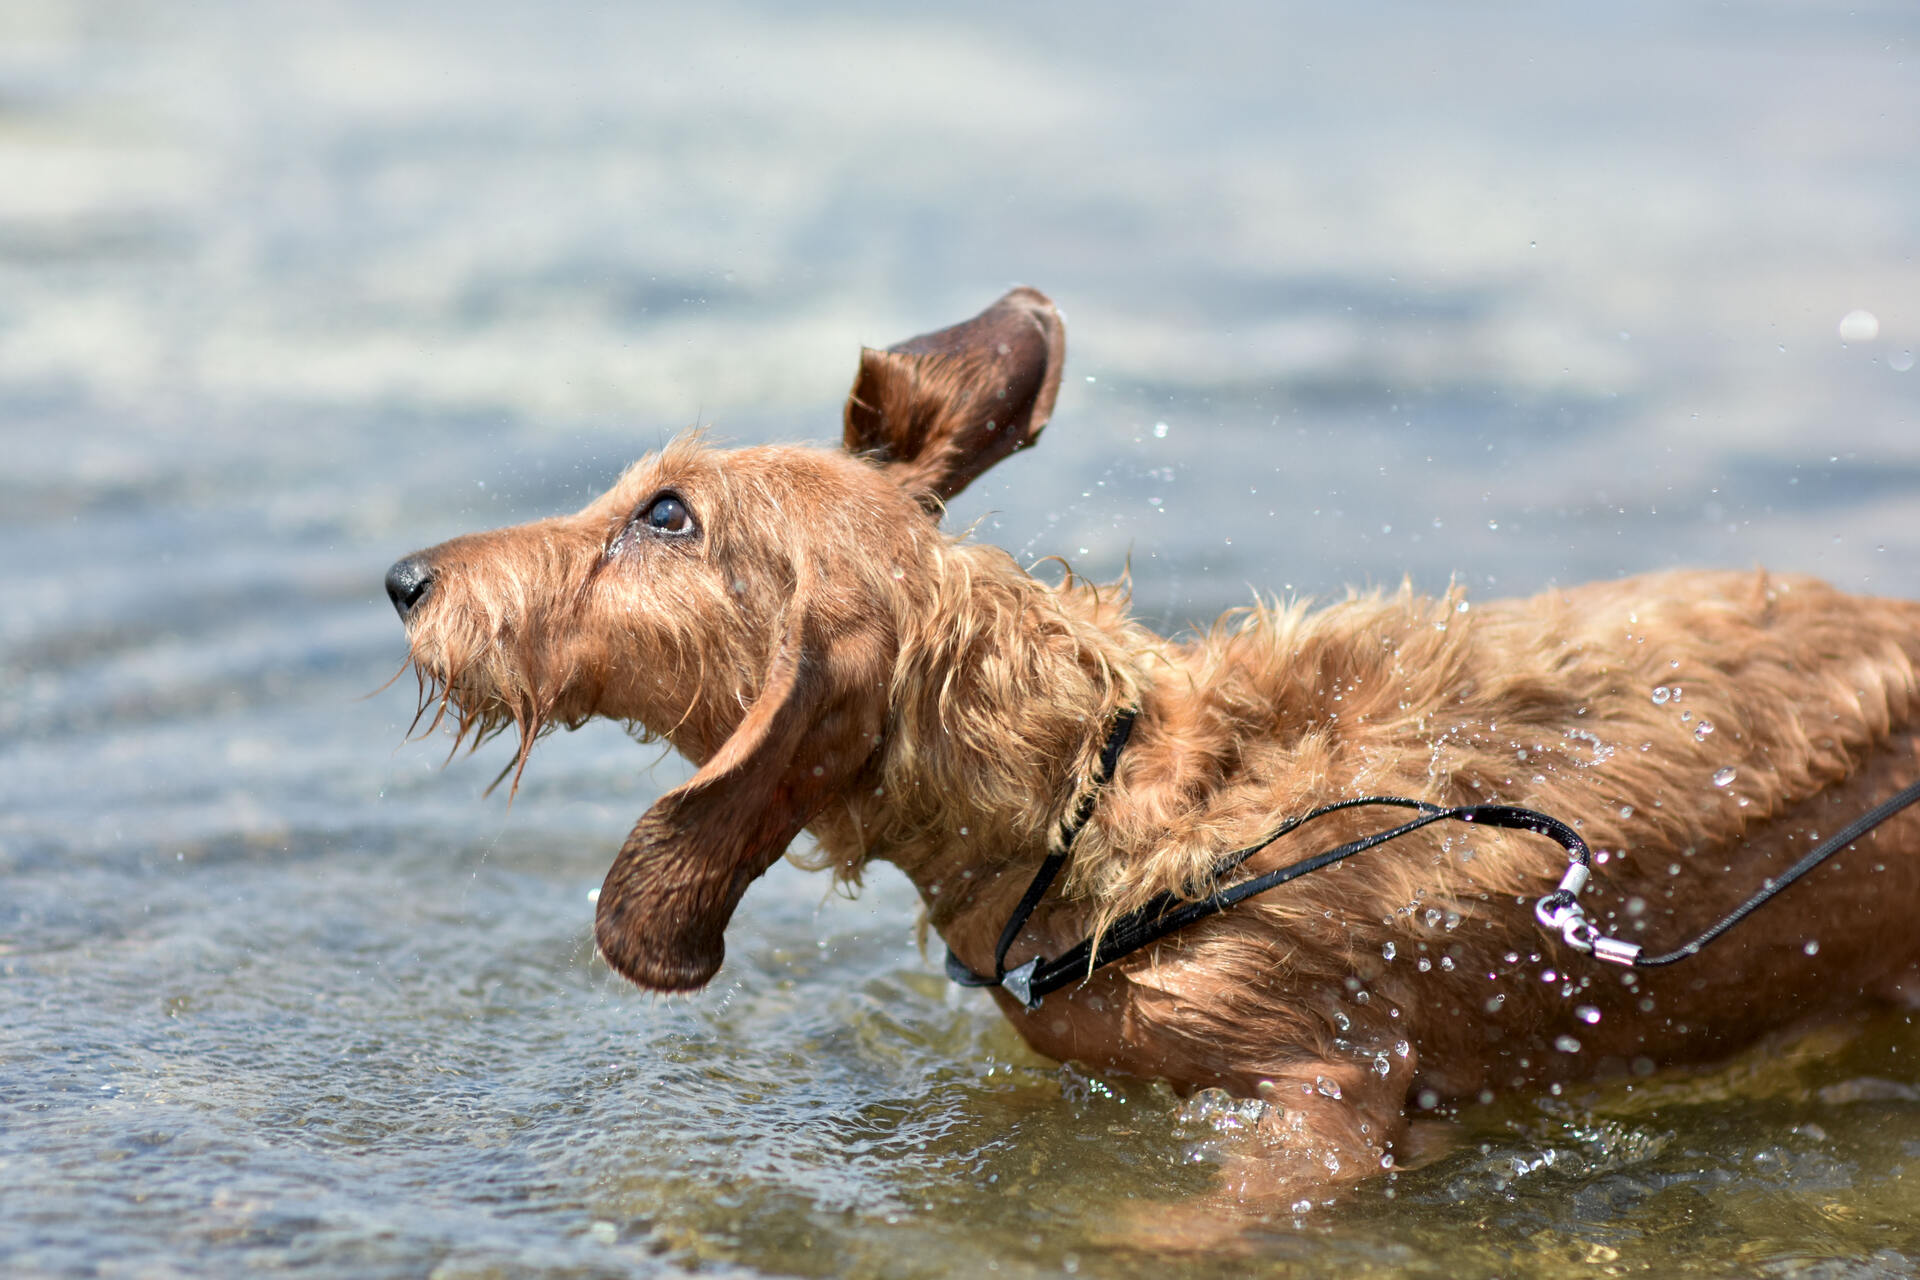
<box><xmin>945</xmin><ymin>709</ymin><xmax>1920</xmax><ymax>1010</ymax></box>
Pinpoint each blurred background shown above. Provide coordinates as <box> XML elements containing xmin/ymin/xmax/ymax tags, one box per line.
<box><xmin>3</xmin><ymin>2</ymin><xmax>1917</xmax><ymax>1276</ymax></box>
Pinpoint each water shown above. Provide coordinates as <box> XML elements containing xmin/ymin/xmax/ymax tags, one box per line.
<box><xmin>4</xmin><ymin>1</ymin><xmax>1919</xmax><ymax>1275</ymax></box>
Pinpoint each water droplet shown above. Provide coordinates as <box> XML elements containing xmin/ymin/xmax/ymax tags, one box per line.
<box><xmin>1838</xmin><ymin>309</ymin><xmax>1880</xmax><ymax>343</ymax></box>
<box><xmin>1440</xmin><ymin>956</ymin><xmax>1456</xmax><ymax>971</ymax></box>
<box><xmin>1619</xmin><ymin>805</ymin><xmax>1634</xmax><ymax>820</ymax></box>
<box><xmin>1713</xmin><ymin>767</ymin><xmax>1737</xmax><ymax>787</ymax></box>
<box><xmin>1395</xmin><ymin>1039</ymin><xmax>1411</xmax><ymax>1058</ymax></box>
<box><xmin>1382</xmin><ymin>942</ymin><xmax>1397</xmax><ymax>961</ymax></box>
<box><xmin>1152</xmin><ymin>421</ymin><xmax>1169</xmax><ymax>438</ymax></box>
<box><xmin>1892</xmin><ymin>350</ymin><xmax>1915</xmax><ymax>373</ymax></box>
<box><xmin>1694</xmin><ymin>720</ymin><xmax>1715</xmax><ymax>741</ymax></box>
<box><xmin>1555</xmin><ymin>1035</ymin><xmax>1582</xmax><ymax>1053</ymax></box>
<box><xmin>1487</xmin><ymin>519</ymin><xmax>1499</xmax><ymax>531</ymax></box>
<box><xmin>1315</xmin><ymin>1076</ymin><xmax>1343</xmax><ymax>1099</ymax></box>
<box><xmin>1804</xmin><ymin>939</ymin><xmax>1820</xmax><ymax>956</ymax></box>
<box><xmin>1577</xmin><ymin>1005</ymin><xmax>1602</xmax><ymax>1024</ymax></box>
<box><xmin>1373</xmin><ymin>1055</ymin><xmax>1391</xmax><ymax>1077</ymax></box>
<box><xmin>1417</xmin><ymin>957</ymin><xmax>1432</xmax><ymax>972</ymax></box>
<box><xmin>1651</xmin><ymin>686</ymin><xmax>1672</xmax><ymax>705</ymax></box>
<box><xmin>1292</xmin><ymin>1198</ymin><xmax>1313</xmax><ymax>1214</ymax></box>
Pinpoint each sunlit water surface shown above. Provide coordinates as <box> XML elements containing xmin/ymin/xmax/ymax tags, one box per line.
<box><xmin>5</xmin><ymin>2</ymin><xmax>1920</xmax><ymax>1275</ymax></box>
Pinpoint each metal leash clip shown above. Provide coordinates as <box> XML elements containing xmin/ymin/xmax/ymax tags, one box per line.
<box><xmin>1533</xmin><ymin>863</ymin><xmax>1642</xmax><ymax>966</ymax></box>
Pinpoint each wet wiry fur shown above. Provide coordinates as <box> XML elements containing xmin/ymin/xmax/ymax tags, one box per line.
<box><xmin>389</xmin><ymin>288</ymin><xmax>1920</xmax><ymax>1204</ymax></box>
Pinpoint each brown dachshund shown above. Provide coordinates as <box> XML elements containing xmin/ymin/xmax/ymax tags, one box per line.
<box><xmin>386</xmin><ymin>288</ymin><xmax>1920</xmax><ymax>1202</ymax></box>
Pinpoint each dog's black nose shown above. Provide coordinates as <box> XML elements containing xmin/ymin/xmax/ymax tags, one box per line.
<box><xmin>385</xmin><ymin>555</ymin><xmax>435</xmax><ymax>619</ymax></box>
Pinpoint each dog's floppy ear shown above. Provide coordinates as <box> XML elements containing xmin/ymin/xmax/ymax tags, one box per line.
<box><xmin>592</xmin><ymin>569</ymin><xmax>891</xmax><ymax>992</ymax></box>
<box><xmin>843</xmin><ymin>286</ymin><xmax>1065</xmax><ymax>511</ymax></box>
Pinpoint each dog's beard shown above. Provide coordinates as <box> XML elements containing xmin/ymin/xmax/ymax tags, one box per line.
<box><xmin>402</xmin><ymin>642</ymin><xmax>556</xmax><ymax>798</ymax></box>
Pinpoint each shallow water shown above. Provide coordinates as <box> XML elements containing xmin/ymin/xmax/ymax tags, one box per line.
<box><xmin>5</xmin><ymin>1</ymin><xmax>1920</xmax><ymax>1275</ymax></box>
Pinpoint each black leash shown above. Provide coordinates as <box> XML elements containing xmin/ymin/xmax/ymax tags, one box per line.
<box><xmin>1549</xmin><ymin>772</ymin><xmax>1920</xmax><ymax>968</ymax></box>
<box><xmin>946</xmin><ymin>710</ymin><xmax>1920</xmax><ymax>1009</ymax></box>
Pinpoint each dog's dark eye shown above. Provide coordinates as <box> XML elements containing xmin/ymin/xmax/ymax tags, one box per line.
<box><xmin>640</xmin><ymin>494</ymin><xmax>695</xmax><ymax>536</ymax></box>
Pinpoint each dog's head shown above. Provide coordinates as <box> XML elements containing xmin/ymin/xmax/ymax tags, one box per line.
<box><xmin>386</xmin><ymin>287</ymin><xmax>1064</xmax><ymax>991</ymax></box>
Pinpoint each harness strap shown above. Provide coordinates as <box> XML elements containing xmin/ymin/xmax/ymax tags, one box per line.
<box><xmin>1008</xmin><ymin>799</ymin><xmax>1588</xmax><ymax>1008</ymax></box>
<box><xmin>946</xmin><ymin>708</ymin><xmax>1920</xmax><ymax>1009</ymax></box>
<box><xmin>945</xmin><ymin>709</ymin><xmax>1135</xmax><ymax>1006</ymax></box>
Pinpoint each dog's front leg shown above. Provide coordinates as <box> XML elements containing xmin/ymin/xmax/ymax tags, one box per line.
<box><xmin>1104</xmin><ymin>1060</ymin><xmax>1412</xmax><ymax>1251</ymax></box>
<box><xmin>1209</xmin><ymin>1058</ymin><xmax>1411</xmax><ymax>1207</ymax></box>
